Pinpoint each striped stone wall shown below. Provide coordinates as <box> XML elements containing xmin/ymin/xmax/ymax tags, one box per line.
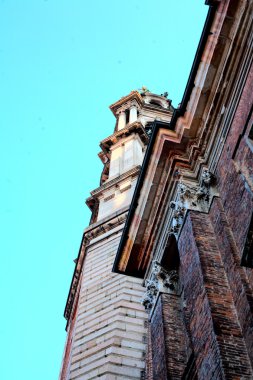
<box><xmin>66</xmin><ymin>225</ymin><xmax>147</xmax><ymax>380</ymax></box>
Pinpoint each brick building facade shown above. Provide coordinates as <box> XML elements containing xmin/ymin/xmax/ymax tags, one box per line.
<box><xmin>60</xmin><ymin>0</ymin><xmax>253</xmax><ymax>379</ymax></box>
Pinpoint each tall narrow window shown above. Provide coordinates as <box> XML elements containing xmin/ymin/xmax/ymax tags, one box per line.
<box><xmin>241</xmin><ymin>213</ymin><xmax>253</xmax><ymax>268</ymax></box>
<box><xmin>125</xmin><ymin>109</ymin><xmax>130</xmax><ymax>124</ymax></box>
<box><xmin>232</xmin><ymin>105</ymin><xmax>253</xmax><ymax>158</ymax></box>
<box><xmin>248</xmin><ymin>123</ymin><xmax>253</xmax><ymax>140</ymax></box>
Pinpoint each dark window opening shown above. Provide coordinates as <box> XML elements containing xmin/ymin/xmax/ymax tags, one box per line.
<box><xmin>232</xmin><ymin>105</ymin><xmax>253</xmax><ymax>159</ymax></box>
<box><xmin>149</xmin><ymin>100</ymin><xmax>162</xmax><ymax>108</ymax></box>
<box><xmin>249</xmin><ymin>123</ymin><xmax>253</xmax><ymax>140</ymax></box>
<box><xmin>241</xmin><ymin>213</ymin><xmax>253</xmax><ymax>268</ymax></box>
<box><xmin>161</xmin><ymin>233</ymin><xmax>180</xmax><ymax>271</ymax></box>
<box><xmin>125</xmin><ymin>109</ymin><xmax>130</xmax><ymax>124</ymax></box>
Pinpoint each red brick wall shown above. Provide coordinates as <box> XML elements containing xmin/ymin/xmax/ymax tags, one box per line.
<box><xmin>146</xmin><ymin>292</ymin><xmax>190</xmax><ymax>379</ymax></box>
<box><xmin>144</xmin><ymin>9</ymin><xmax>253</xmax><ymax>379</ymax></box>
<box><xmin>145</xmin><ymin>197</ymin><xmax>253</xmax><ymax>379</ymax></box>
<box><xmin>215</xmin><ymin>62</ymin><xmax>253</xmax><ymax>267</ymax></box>
<box><xmin>178</xmin><ymin>213</ymin><xmax>225</xmax><ymax>379</ymax></box>
<box><xmin>209</xmin><ymin>197</ymin><xmax>253</xmax><ymax>367</ymax></box>
<box><xmin>149</xmin><ymin>297</ymin><xmax>167</xmax><ymax>380</ymax></box>
<box><xmin>162</xmin><ymin>293</ymin><xmax>190</xmax><ymax>379</ymax></box>
<box><xmin>211</xmin><ymin>58</ymin><xmax>253</xmax><ymax>368</ymax></box>
<box><xmin>178</xmin><ymin>211</ymin><xmax>253</xmax><ymax>378</ymax></box>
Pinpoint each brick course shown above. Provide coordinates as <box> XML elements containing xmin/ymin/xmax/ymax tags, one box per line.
<box><xmin>179</xmin><ymin>211</ymin><xmax>253</xmax><ymax>379</ymax></box>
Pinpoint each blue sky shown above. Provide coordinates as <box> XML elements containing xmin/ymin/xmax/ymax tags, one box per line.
<box><xmin>0</xmin><ymin>1</ymin><xmax>207</xmax><ymax>378</ymax></box>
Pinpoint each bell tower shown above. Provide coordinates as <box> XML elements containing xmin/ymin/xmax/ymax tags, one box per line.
<box><xmin>59</xmin><ymin>90</ymin><xmax>173</xmax><ymax>380</ymax></box>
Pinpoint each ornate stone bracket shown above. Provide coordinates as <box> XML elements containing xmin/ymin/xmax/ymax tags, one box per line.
<box><xmin>141</xmin><ymin>261</ymin><xmax>179</xmax><ymax>314</ymax></box>
<box><xmin>170</xmin><ymin>169</ymin><xmax>217</xmax><ymax>235</ymax></box>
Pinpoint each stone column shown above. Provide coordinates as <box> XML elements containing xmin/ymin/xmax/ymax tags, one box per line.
<box><xmin>129</xmin><ymin>104</ymin><xmax>138</xmax><ymax>124</ymax></box>
<box><xmin>118</xmin><ymin>111</ymin><xmax>126</xmax><ymax>130</ymax></box>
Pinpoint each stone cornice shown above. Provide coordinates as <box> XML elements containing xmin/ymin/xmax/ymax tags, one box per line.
<box><xmin>100</xmin><ymin>121</ymin><xmax>148</xmax><ymax>153</ymax></box>
<box><xmin>109</xmin><ymin>91</ymin><xmax>143</xmax><ymax>116</ymax></box>
<box><xmin>87</xmin><ymin>166</ymin><xmax>141</xmax><ymax>201</ymax></box>
<box><xmin>116</xmin><ymin>99</ymin><xmax>141</xmax><ymax>114</ymax></box>
<box><xmin>113</xmin><ymin>122</ymin><xmax>219</xmax><ymax>277</ymax></box>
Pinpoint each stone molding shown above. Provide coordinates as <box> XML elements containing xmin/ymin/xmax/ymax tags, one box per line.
<box><xmin>100</xmin><ymin>121</ymin><xmax>148</xmax><ymax>153</ymax></box>
<box><xmin>89</xmin><ymin>166</ymin><xmax>141</xmax><ymax>198</ymax></box>
<box><xmin>109</xmin><ymin>91</ymin><xmax>143</xmax><ymax>116</ymax></box>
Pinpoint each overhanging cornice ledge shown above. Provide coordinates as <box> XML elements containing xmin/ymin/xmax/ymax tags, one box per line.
<box><xmin>112</xmin><ymin>121</ymin><xmax>178</xmax><ymax>277</ymax></box>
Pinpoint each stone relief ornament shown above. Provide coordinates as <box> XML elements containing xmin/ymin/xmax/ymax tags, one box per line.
<box><xmin>170</xmin><ymin>200</ymin><xmax>186</xmax><ymax>233</ymax></box>
<box><xmin>145</xmin><ymin>278</ymin><xmax>159</xmax><ymax>296</ymax></box>
<box><xmin>141</xmin><ymin>293</ymin><xmax>155</xmax><ymax>311</ymax></box>
<box><xmin>153</xmin><ymin>261</ymin><xmax>179</xmax><ymax>290</ymax></box>
<box><xmin>141</xmin><ymin>261</ymin><xmax>179</xmax><ymax>313</ymax></box>
<box><xmin>201</xmin><ymin>169</ymin><xmax>214</xmax><ymax>186</ymax></box>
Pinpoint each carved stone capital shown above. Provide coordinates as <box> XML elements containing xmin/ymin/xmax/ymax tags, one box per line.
<box><xmin>141</xmin><ymin>261</ymin><xmax>179</xmax><ymax>315</ymax></box>
<box><xmin>153</xmin><ymin>261</ymin><xmax>179</xmax><ymax>291</ymax></box>
<box><xmin>179</xmin><ymin>169</ymin><xmax>215</xmax><ymax>206</ymax></box>
<box><xmin>169</xmin><ymin>168</ymin><xmax>217</xmax><ymax>235</ymax></box>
